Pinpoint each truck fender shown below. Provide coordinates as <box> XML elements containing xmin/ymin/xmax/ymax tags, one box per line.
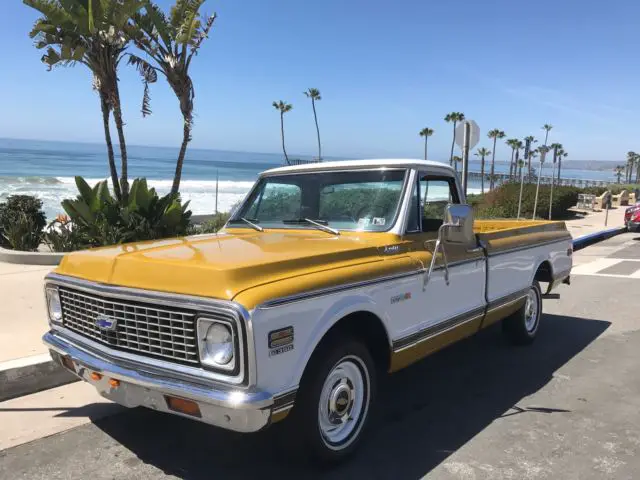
<box><xmin>291</xmin><ymin>293</ymin><xmax>391</xmax><ymax>386</ymax></box>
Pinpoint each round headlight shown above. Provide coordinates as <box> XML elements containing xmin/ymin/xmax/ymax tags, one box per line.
<box><xmin>202</xmin><ymin>323</ymin><xmax>234</xmax><ymax>366</ymax></box>
<box><xmin>46</xmin><ymin>287</ymin><xmax>62</xmax><ymax>324</ymax></box>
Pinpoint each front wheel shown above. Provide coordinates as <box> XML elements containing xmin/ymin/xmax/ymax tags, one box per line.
<box><xmin>290</xmin><ymin>338</ymin><xmax>377</xmax><ymax>464</ymax></box>
<box><xmin>502</xmin><ymin>281</ymin><xmax>542</xmax><ymax>345</ymax></box>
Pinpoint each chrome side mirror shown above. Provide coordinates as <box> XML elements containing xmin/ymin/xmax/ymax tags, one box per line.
<box><xmin>423</xmin><ymin>204</ymin><xmax>475</xmax><ymax>290</ymax></box>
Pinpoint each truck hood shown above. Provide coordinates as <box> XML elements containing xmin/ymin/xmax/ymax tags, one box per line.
<box><xmin>56</xmin><ymin>230</ymin><xmax>407</xmax><ymax>301</ymax></box>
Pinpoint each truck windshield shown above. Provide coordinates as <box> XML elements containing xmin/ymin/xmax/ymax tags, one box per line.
<box><xmin>229</xmin><ymin>169</ymin><xmax>407</xmax><ymax>232</ymax></box>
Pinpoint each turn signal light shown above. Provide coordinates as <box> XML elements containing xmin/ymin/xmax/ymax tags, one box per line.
<box><xmin>165</xmin><ymin>396</ymin><xmax>202</xmax><ymax>418</ymax></box>
<box><xmin>108</xmin><ymin>378</ymin><xmax>120</xmax><ymax>388</ymax></box>
<box><xmin>90</xmin><ymin>372</ymin><xmax>103</xmax><ymax>381</ymax></box>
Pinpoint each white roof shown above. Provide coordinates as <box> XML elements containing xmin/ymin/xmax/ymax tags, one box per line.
<box><xmin>262</xmin><ymin>159</ymin><xmax>455</xmax><ymax>176</ymax></box>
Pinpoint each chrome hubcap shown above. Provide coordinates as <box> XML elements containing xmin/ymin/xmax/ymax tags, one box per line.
<box><xmin>318</xmin><ymin>356</ymin><xmax>369</xmax><ymax>449</ymax></box>
<box><xmin>524</xmin><ymin>288</ymin><xmax>539</xmax><ymax>333</ymax></box>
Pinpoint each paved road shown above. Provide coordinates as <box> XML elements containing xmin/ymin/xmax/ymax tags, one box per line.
<box><xmin>2</xmin><ymin>233</ymin><xmax>640</xmax><ymax>479</ymax></box>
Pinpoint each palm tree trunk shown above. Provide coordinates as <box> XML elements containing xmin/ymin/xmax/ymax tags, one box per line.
<box><xmin>480</xmin><ymin>157</ymin><xmax>485</xmax><ymax>193</ymax></box>
<box><xmin>111</xmin><ymin>82</ymin><xmax>129</xmax><ymax>203</ymax></box>
<box><xmin>533</xmin><ymin>161</ymin><xmax>543</xmax><ymax>219</ymax></box>
<box><xmin>280</xmin><ymin>112</ymin><xmax>289</xmax><ymax>165</ymax></box>
<box><xmin>636</xmin><ymin>163</ymin><xmax>640</xmax><ymax>183</ymax></box>
<box><xmin>424</xmin><ymin>137</ymin><xmax>428</xmax><ymax>160</ymax></box>
<box><xmin>171</xmin><ymin>118</ymin><xmax>191</xmax><ymax>196</ymax></box>
<box><xmin>557</xmin><ymin>157</ymin><xmax>562</xmax><ymax>184</ymax></box>
<box><xmin>311</xmin><ymin>99</ymin><xmax>321</xmax><ymax>160</ymax></box>
<box><xmin>527</xmin><ymin>156</ymin><xmax>532</xmax><ymax>180</ymax></box>
<box><xmin>490</xmin><ymin>138</ymin><xmax>497</xmax><ymax>190</ymax></box>
<box><xmin>509</xmin><ymin>148</ymin><xmax>515</xmax><ymax>179</ymax></box>
<box><xmin>449</xmin><ymin>122</ymin><xmax>456</xmax><ymax>166</ymax></box>
<box><xmin>99</xmin><ymin>94</ymin><xmax>122</xmax><ymax>201</ymax></box>
<box><xmin>549</xmin><ymin>162</ymin><xmax>556</xmax><ymax>220</ymax></box>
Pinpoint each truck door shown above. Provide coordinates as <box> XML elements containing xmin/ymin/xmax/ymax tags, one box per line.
<box><xmin>395</xmin><ymin>172</ymin><xmax>486</xmax><ymax>354</ymax></box>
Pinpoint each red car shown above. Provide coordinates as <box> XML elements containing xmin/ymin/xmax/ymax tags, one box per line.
<box><xmin>625</xmin><ymin>203</ymin><xmax>640</xmax><ymax>232</ymax></box>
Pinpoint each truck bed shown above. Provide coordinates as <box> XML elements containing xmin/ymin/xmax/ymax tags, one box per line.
<box><xmin>473</xmin><ymin>220</ymin><xmax>572</xmax><ymax>255</ymax></box>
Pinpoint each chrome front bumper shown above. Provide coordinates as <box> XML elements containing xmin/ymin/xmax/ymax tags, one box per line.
<box><xmin>44</xmin><ymin>330</ymin><xmax>273</xmax><ymax>433</ymax></box>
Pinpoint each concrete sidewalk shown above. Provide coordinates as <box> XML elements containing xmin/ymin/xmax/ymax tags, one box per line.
<box><xmin>564</xmin><ymin>205</ymin><xmax>626</xmax><ymax>238</ymax></box>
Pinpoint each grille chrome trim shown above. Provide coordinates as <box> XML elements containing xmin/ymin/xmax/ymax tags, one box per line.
<box><xmin>45</xmin><ymin>273</ymin><xmax>251</xmax><ymax>386</ymax></box>
<box><xmin>59</xmin><ymin>287</ymin><xmax>201</xmax><ymax>365</ymax></box>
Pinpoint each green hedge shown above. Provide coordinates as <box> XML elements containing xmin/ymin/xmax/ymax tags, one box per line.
<box><xmin>475</xmin><ymin>182</ymin><xmax>580</xmax><ymax>219</ymax></box>
<box><xmin>0</xmin><ymin>195</ymin><xmax>46</xmax><ymax>250</ymax></box>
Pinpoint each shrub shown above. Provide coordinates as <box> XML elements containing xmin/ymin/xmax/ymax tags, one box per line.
<box><xmin>479</xmin><ymin>182</ymin><xmax>580</xmax><ymax>219</ymax></box>
<box><xmin>188</xmin><ymin>212</ymin><xmax>231</xmax><ymax>235</ymax></box>
<box><xmin>0</xmin><ymin>195</ymin><xmax>46</xmax><ymax>250</ymax></box>
<box><xmin>61</xmin><ymin>177</ymin><xmax>192</xmax><ymax>248</ymax></box>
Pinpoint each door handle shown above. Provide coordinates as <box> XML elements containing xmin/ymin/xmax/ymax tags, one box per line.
<box><xmin>467</xmin><ymin>246</ymin><xmax>483</xmax><ymax>254</ymax></box>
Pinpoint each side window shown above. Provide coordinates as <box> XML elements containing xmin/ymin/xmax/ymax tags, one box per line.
<box><xmin>418</xmin><ymin>175</ymin><xmax>459</xmax><ymax>232</ymax></box>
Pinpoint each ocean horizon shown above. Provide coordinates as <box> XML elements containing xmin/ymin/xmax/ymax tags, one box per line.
<box><xmin>0</xmin><ymin>137</ymin><xmax>621</xmax><ymax>221</ymax></box>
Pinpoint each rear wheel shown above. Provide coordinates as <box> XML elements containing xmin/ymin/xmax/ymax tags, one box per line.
<box><xmin>502</xmin><ymin>280</ymin><xmax>542</xmax><ymax>345</ymax></box>
<box><xmin>290</xmin><ymin>338</ymin><xmax>377</xmax><ymax>464</ymax></box>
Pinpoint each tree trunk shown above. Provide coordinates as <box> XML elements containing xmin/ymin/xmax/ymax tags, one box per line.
<box><xmin>111</xmin><ymin>82</ymin><xmax>129</xmax><ymax>203</ymax></box>
<box><xmin>449</xmin><ymin>122</ymin><xmax>456</xmax><ymax>166</ymax></box>
<box><xmin>509</xmin><ymin>148</ymin><xmax>515</xmax><ymax>179</ymax></box>
<box><xmin>636</xmin><ymin>163</ymin><xmax>639</xmax><ymax>183</ymax></box>
<box><xmin>557</xmin><ymin>156</ymin><xmax>562</xmax><ymax>183</ymax></box>
<box><xmin>527</xmin><ymin>156</ymin><xmax>532</xmax><ymax>180</ymax></box>
<box><xmin>424</xmin><ymin>137</ymin><xmax>428</xmax><ymax>160</ymax></box>
<box><xmin>480</xmin><ymin>156</ymin><xmax>485</xmax><ymax>193</ymax></box>
<box><xmin>490</xmin><ymin>138</ymin><xmax>497</xmax><ymax>190</ymax></box>
<box><xmin>312</xmin><ymin>99</ymin><xmax>321</xmax><ymax>160</ymax></box>
<box><xmin>99</xmin><ymin>94</ymin><xmax>122</xmax><ymax>201</ymax></box>
<box><xmin>280</xmin><ymin>112</ymin><xmax>289</xmax><ymax>164</ymax></box>
<box><xmin>171</xmin><ymin>118</ymin><xmax>191</xmax><ymax>196</ymax></box>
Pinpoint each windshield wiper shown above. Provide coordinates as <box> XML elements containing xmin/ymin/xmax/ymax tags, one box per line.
<box><xmin>229</xmin><ymin>217</ymin><xmax>264</xmax><ymax>232</ymax></box>
<box><xmin>283</xmin><ymin>218</ymin><xmax>340</xmax><ymax>236</ymax></box>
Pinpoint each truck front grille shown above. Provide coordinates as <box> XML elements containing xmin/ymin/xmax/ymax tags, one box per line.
<box><xmin>59</xmin><ymin>287</ymin><xmax>200</xmax><ymax>365</ymax></box>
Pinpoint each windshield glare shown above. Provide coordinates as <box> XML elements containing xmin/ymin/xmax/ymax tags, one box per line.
<box><xmin>230</xmin><ymin>169</ymin><xmax>407</xmax><ymax>231</ymax></box>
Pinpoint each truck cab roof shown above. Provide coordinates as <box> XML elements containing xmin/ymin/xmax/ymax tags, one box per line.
<box><xmin>262</xmin><ymin>159</ymin><xmax>456</xmax><ymax>177</ymax></box>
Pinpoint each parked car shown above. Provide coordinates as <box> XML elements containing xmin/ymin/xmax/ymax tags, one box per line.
<box><xmin>43</xmin><ymin>159</ymin><xmax>572</xmax><ymax>463</ymax></box>
<box><xmin>625</xmin><ymin>203</ymin><xmax>640</xmax><ymax>232</ymax></box>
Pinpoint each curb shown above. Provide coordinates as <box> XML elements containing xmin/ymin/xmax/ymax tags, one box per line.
<box><xmin>0</xmin><ymin>246</ymin><xmax>63</xmax><ymax>266</ymax></box>
<box><xmin>572</xmin><ymin>226</ymin><xmax>627</xmax><ymax>251</ymax></box>
<box><xmin>0</xmin><ymin>354</ymin><xmax>78</xmax><ymax>402</ymax></box>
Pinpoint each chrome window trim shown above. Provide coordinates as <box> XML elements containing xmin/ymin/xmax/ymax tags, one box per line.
<box><xmin>224</xmin><ymin>168</ymin><xmax>410</xmax><ymax>234</ymax></box>
<box><xmin>45</xmin><ymin>272</ymin><xmax>255</xmax><ymax>387</ymax></box>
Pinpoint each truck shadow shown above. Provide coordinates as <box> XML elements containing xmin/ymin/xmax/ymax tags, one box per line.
<box><xmin>93</xmin><ymin>313</ymin><xmax>609</xmax><ymax>479</ymax></box>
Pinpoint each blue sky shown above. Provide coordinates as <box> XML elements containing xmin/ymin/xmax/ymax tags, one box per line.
<box><xmin>1</xmin><ymin>0</ymin><xmax>639</xmax><ymax>162</ymax></box>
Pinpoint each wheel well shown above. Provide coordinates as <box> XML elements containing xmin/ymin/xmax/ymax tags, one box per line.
<box><xmin>307</xmin><ymin>311</ymin><xmax>391</xmax><ymax>374</ymax></box>
<box><xmin>534</xmin><ymin>260</ymin><xmax>553</xmax><ymax>284</ymax></box>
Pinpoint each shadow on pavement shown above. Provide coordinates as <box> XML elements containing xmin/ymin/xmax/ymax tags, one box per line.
<box><xmin>94</xmin><ymin>313</ymin><xmax>609</xmax><ymax>479</ymax></box>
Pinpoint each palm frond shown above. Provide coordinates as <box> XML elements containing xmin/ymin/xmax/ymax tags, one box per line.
<box><xmin>127</xmin><ymin>55</ymin><xmax>159</xmax><ymax>117</ymax></box>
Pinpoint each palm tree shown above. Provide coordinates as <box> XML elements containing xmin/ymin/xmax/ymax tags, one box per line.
<box><xmin>273</xmin><ymin>101</ymin><xmax>293</xmax><ymax>164</ymax></box>
<box><xmin>533</xmin><ymin>146</ymin><xmax>550</xmax><ymax>219</ymax></box>
<box><xmin>517</xmin><ymin>158</ymin><xmax>526</xmax><ymax>219</ymax></box>
<box><xmin>419</xmin><ymin>128</ymin><xmax>434</xmax><ymax>160</ymax></box>
<box><xmin>506</xmin><ymin>139</ymin><xmax>518</xmax><ymax>178</ymax></box>
<box><xmin>614</xmin><ymin>165</ymin><xmax>625</xmax><ymax>184</ymax></box>
<box><xmin>129</xmin><ymin>1</ymin><xmax>216</xmax><ymax>196</ymax></box>
<box><xmin>444</xmin><ymin>112</ymin><xmax>465</xmax><ymax>166</ymax></box>
<box><xmin>524</xmin><ymin>136</ymin><xmax>538</xmax><ymax>178</ymax></box>
<box><xmin>542</xmin><ymin>124</ymin><xmax>553</xmax><ymax>145</ymax></box>
<box><xmin>25</xmin><ymin>0</ymin><xmax>146</xmax><ymax>202</ymax></box>
<box><xmin>304</xmin><ymin>88</ymin><xmax>322</xmax><ymax>160</ymax></box>
<box><xmin>548</xmin><ymin>143</ymin><xmax>563</xmax><ymax>219</ymax></box>
<box><xmin>635</xmin><ymin>153</ymin><xmax>640</xmax><ymax>184</ymax></box>
<box><xmin>626</xmin><ymin>151</ymin><xmax>636</xmax><ymax>183</ymax></box>
<box><xmin>487</xmin><ymin>129</ymin><xmax>505</xmax><ymax>189</ymax></box>
<box><xmin>452</xmin><ymin>155</ymin><xmax>463</xmax><ymax>174</ymax></box>
<box><xmin>474</xmin><ymin>147</ymin><xmax>491</xmax><ymax>193</ymax></box>
<box><xmin>557</xmin><ymin>147</ymin><xmax>567</xmax><ymax>183</ymax></box>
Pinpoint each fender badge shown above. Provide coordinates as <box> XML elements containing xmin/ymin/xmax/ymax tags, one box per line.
<box><xmin>383</xmin><ymin>245</ymin><xmax>401</xmax><ymax>254</ymax></box>
<box><xmin>391</xmin><ymin>292</ymin><xmax>412</xmax><ymax>304</ymax></box>
<box><xmin>95</xmin><ymin>314</ymin><xmax>117</xmax><ymax>331</ymax></box>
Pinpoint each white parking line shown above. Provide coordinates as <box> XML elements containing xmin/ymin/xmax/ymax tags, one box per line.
<box><xmin>572</xmin><ymin>258</ymin><xmax>640</xmax><ymax>279</ymax></box>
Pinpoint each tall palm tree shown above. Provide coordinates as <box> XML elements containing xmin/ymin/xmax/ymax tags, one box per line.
<box><xmin>129</xmin><ymin>1</ymin><xmax>216</xmax><ymax>196</ymax></box>
<box><xmin>524</xmin><ymin>136</ymin><xmax>538</xmax><ymax>178</ymax></box>
<box><xmin>542</xmin><ymin>124</ymin><xmax>553</xmax><ymax>145</ymax></box>
<box><xmin>626</xmin><ymin>151</ymin><xmax>636</xmax><ymax>183</ymax></box>
<box><xmin>506</xmin><ymin>139</ymin><xmax>518</xmax><ymax>178</ymax></box>
<box><xmin>635</xmin><ymin>153</ymin><xmax>640</xmax><ymax>183</ymax></box>
<box><xmin>533</xmin><ymin>146</ymin><xmax>550</xmax><ymax>219</ymax></box>
<box><xmin>517</xmin><ymin>158</ymin><xmax>526</xmax><ymax>219</ymax></box>
<box><xmin>474</xmin><ymin>147</ymin><xmax>491</xmax><ymax>193</ymax></box>
<box><xmin>444</xmin><ymin>112</ymin><xmax>465</xmax><ymax>166</ymax></box>
<box><xmin>273</xmin><ymin>101</ymin><xmax>293</xmax><ymax>164</ymax></box>
<box><xmin>452</xmin><ymin>155</ymin><xmax>463</xmax><ymax>174</ymax></box>
<box><xmin>548</xmin><ymin>143</ymin><xmax>563</xmax><ymax>219</ymax></box>
<box><xmin>419</xmin><ymin>127</ymin><xmax>434</xmax><ymax>160</ymax></box>
<box><xmin>303</xmin><ymin>88</ymin><xmax>322</xmax><ymax>161</ymax></box>
<box><xmin>487</xmin><ymin>129</ymin><xmax>505</xmax><ymax>189</ymax></box>
<box><xmin>25</xmin><ymin>0</ymin><xmax>146</xmax><ymax>202</ymax></box>
<box><xmin>614</xmin><ymin>165</ymin><xmax>625</xmax><ymax>184</ymax></box>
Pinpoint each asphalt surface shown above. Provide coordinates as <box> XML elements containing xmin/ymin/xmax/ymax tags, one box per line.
<box><xmin>2</xmin><ymin>232</ymin><xmax>640</xmax><ymax>479</ymax></box>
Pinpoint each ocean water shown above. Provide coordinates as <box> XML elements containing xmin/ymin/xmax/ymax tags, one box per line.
<box><xmin>0</xmin><ymin>138</ymin><xmax>618</xmax><ymax>221</ymax></box>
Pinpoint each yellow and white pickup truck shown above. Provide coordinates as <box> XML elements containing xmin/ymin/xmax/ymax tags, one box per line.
<box><xmin>43</xmin><ymin>159</ymin><xmax>572</xmax><ymax>462</ymax></box>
